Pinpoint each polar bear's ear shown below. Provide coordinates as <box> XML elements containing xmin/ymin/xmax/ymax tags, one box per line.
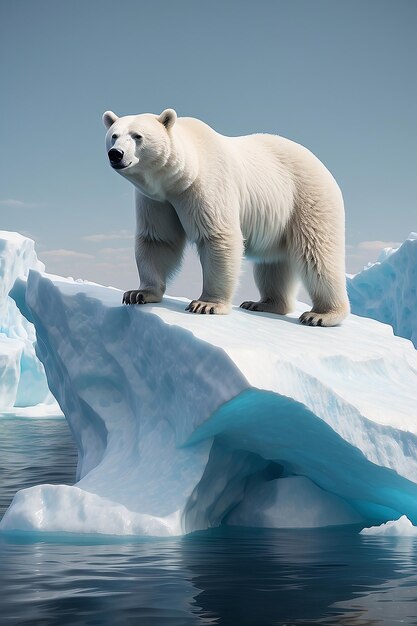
<box><xmin>158</xmin><ymin>109</ymin><xmax>177</xmax><ymax>130</ymax></box>
<box><xmin>102</xmin><ymin>111</ymin><xmax>119</xmax><ymax>130</ymax></box>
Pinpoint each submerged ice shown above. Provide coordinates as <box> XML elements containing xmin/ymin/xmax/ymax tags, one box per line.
<box><xmin>2</xmin><ymin>260</ymin><xmax>417</xmax><ymax>536</ymax></box>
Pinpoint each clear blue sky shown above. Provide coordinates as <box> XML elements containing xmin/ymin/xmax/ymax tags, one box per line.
<box><xmin>0</xmin><ymin>0</ymin><xmax>416</xmax><ymax>298</ymax></box>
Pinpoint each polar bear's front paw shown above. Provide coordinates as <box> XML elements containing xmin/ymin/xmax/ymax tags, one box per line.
<box><xmin>240</xmin><ymin>299</ymin><xmax>292</xmax><ymax>315</ymax></box>
<box><xmin>186</xmin><ymin>300</ymin><xmax>231</xmax><ymax>315</ymax></box>
<box><xmin>122</xmin><ymin>290</ymin><xmax>161</xmax><ymax>305</ymax></box>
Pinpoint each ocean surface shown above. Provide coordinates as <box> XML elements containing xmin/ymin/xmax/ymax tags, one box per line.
<box><xmin>1</xmin><ymin>417</ymin><xmax>417</xmax><ymax>625</ymax></box>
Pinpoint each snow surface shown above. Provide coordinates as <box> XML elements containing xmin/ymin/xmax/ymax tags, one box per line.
<box><xmin>348</xmin><ymin>233</ymin><xmax>417</xmax><ymax>348</ymax></box>
<box><xmin>0</xmin><ymin>232</ymin><xmax>61</xmax><ymax>415</ymax></box>
<box><xmin>2</xmin><ymin>266</ymin><xmax>417</xmax><ymax>537</ymax></box>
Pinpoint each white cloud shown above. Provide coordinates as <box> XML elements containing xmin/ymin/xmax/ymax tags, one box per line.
<box><xmin>98</xmin><ymin>247</ymin><xmax>132</xmax><ymax>255</ymax></box>
<box><xmin>83</xmin><ymin>230</ymin><xmax>133</xmax><ymax>242</ymax></box>
<box><xmin>357</xmin><ymin>240</ymin><xmax>400</xmax><ymax>251</ymax></box>
<box><xmin>41</xmin><ymin>249</ymin><xmax>94</xmax><ymax>260</ymax></box>
<box><xmin>0</xmin><ymin>198</ymin><xmax>43</xmax><ymax>209</ymax></box>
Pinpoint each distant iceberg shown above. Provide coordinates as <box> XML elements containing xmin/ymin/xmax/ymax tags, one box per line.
<box><xmin>361</xmin><ymin>515</ymin><xmax>417</xmax><ymax>536</ymax></box>
<box><xmin>0</xmin><ymin>232</ymin><xmax>61</xmax><ymax>416</ymax></box>
<box><xmin>2</xmin><ymin>262</ymin><xmax>417</xmax><ymax>536</ymax></box>
<box><xmin>348</xmin><ymin>233</ymin><xmax>417</xmax><ymax>347</ymax></box>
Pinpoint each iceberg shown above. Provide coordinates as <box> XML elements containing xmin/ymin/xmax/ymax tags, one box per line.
<box><xmin>2</xmin><ymin>265</ymin><xmax>417</xmax><ymax>537</ymax></box>
<box><xmin>348</xmin><ymin>233</ymin><xmax>417</xmax><ymax>348</ymax></box>
<box><xmin>0</xmin><ymin>232</ymin><xmax>60</xmax><ymax>414</ymax></box>
<box><xmin>360</xmin><ymin>515</ymin><xmax>417</xmax><ymax>536</ymax></box>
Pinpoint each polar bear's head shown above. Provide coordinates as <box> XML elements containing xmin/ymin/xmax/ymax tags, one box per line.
<box><xmin>102</xmin><ymin>109</ymin><xmax>177</xmax><ymax>175</ymax></box>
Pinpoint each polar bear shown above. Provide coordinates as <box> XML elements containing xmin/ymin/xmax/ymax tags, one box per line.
<box><xmin>103</xmin><ymin>109</ymin><xmax>349</xmax><ymax>326</ymax></box>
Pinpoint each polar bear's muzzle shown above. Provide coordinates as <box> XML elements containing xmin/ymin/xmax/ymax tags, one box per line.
<box><xmin>108</xmin><ymin>148</ymin><xmax>132</xmax><ymax>170</ymax></box>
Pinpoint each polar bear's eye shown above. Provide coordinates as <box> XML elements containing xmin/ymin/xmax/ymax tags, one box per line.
<box><xmin>111</xmin><ymin>133</ymin><xmax>118</xmax><ymax>140</ymax></box>
<box><xmin>132</xmin><ymin>133</ymin><xmax>143</xmax><ymax>141</ymax></box>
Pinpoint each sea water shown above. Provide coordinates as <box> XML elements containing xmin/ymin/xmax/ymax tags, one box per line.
<box><xmin>1</xmin><ymin>417</ymin><xmax>417</xmax><ymax>625</ymax></box>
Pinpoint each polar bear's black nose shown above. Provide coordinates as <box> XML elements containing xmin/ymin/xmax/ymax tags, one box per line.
<box><xmin>108</xmin><ymin>148</ymin><xmax>124</xmax><ymax>164</ymax></box>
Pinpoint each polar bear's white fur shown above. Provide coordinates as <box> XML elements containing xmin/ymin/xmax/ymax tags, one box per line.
<box><xmin>103</xmin><ymin>109</ymin><xmax>349</xmax><ymax>326</ymax></box>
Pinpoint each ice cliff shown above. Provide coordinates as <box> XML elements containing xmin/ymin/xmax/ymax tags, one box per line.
<box><xmin>348</xmin><ymin>233</ymin><xmax>417</xmax><ymax>348</ymax></box>
<box><xmin>2</xmin><ymin>264</ymin><xmax>417</xmax><ymax>536</ymax></box>
<box><xmin>0</xmin><ymin>232</ymin><xmax>59</xmax><ymax>415</ymax></box>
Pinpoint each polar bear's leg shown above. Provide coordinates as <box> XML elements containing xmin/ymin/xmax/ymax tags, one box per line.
<box><xmin>123</xmin><ymin>235</ymin><xmax>185</xmax><ymax>305</ymax></box>
<box><xmin>186</xmin><ymin>234</ymin><xmax>243</xmax><ymax>314</ymax></box>
<box><xmin>297</xmin><ymin>244</ymin><xmax>350</xmax><ymax>327</ymax></box>
<box><xmin>240</xmin><ymin>259</ymin><xmax>298</xmax><ymax>314</ymax></box>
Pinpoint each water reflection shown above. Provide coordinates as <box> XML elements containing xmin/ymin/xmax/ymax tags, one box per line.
<box><xmin>1</xmin><ymin>528</ymin><xmax>417</xmax><ymax>625</ymax></box>
<box><xmin>181</xmin><ymin>527</ymin><xmax>417</xmax><ymax>625</ymax></box>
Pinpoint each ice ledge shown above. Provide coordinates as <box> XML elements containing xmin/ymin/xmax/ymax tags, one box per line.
<box><xmin>2</xmin><ymin>270</ymin><xmax>417</xmax><ymax>536</ymax></box>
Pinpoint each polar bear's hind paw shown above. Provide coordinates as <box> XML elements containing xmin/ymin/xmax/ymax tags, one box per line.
<box><xmin>299</xmin><ymin>308</ymin><xmax>348</xmax><ymax>327</ymax></box>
